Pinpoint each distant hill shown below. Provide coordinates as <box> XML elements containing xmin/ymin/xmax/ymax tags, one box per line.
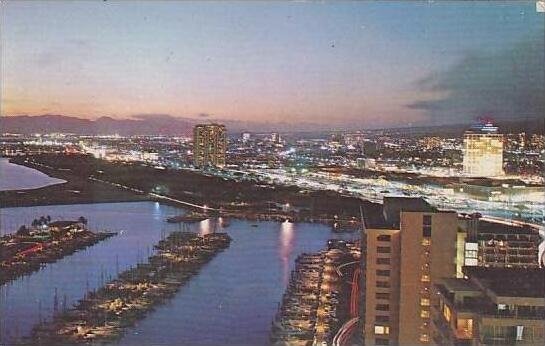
<box><xmin>376</xmin><ymin>118</ymin><xmax>545</xmax><ymax>136</ymax></box>
<box><xmin>0</xmin><ymin>114</ymin><xmax>330</xmax><ymax>135</ymax></box>
<box><xmin>1</xmin><ymin>114</ymin><xmax>542</xmax><ymax>136</ymax></box>
<box><xmin>0</xmin><ymin>114</ymin><xmax>194</xmax><ymax>136</ymax></box>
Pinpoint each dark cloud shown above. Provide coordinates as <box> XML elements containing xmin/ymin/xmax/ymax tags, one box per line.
<box><xmin>408</xmin><ymin>34</ymin><xmax>544</xmax><ymax>124</ymax></box>
<box><xmin>198</xmin><ymin>113</ymin><xmax>211</xmax><ymax>118</ymax></box>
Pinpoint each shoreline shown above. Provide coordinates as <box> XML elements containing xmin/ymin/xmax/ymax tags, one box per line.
<box><xmin>1</xmin><ymin>155</ymin><xmax>369</xmax><ymax>229</ymax></box>
<box><xmin>3</xmin><ymin>154</ymin><xmax>543</xmax><ymax>234</ymax></box>
<box><xmin>0</xmin><ymin>157</ymin><xmax>67</xmax><ymax>191</ymax></box>
<box><xmin>0</xmin><ymin>156</ymin><xmax>149</xmax><ymax>208</ymax></box>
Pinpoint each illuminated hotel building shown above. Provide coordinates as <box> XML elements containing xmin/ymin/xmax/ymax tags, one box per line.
<box><xmin>463</xmin><ymin>122</ymin><xmax>504</xmax><ymax>177</ymax></box>
<box><xmin>193</xmin><ymin>124</ymin><xmax>226</xmax><ymax>168</ymax></box>
<box><xmin>362</xmin><ymin>197</ymin><xmax>458</xmax><ymax>346</ymax></box>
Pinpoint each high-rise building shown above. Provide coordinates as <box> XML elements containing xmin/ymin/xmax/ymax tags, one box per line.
<box><xmin>462</xmin><ymin>122</ymin><xmax>504</xmax><ymax>177</ymax></box>
<box><xmin>193</xmin><ymin>124</ymin><xmax>226</xmax><ymax>168</ymax></box>
<box><xmin>433</xmin><ymin>267</ymin><xmax>544</xmax><ymax>346</ymax></box>
<box><xmin>270</xmin><ymin>132</ymin><xmax>281</xmax><ymax>144</ymax></box>
<box><xmin>362</xmin><ymin>197</ymin><xmax>458</xmax><ymax>346</ymax></box>
<box><xmin>241</xmin><ymin>132</ymin><xmax>251</xmax><ymax>143</ymax></box>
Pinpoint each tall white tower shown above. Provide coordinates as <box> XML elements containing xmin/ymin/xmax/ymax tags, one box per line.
<box><xmin>462</xmin><ymin>122</ymin><xmax>504</xmax><ymax>177</ymax></box>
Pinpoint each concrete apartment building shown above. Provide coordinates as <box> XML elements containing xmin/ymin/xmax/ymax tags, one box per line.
<box><xmin>362</xmin><ymin>197</ymin><xmax>458</xmax><ymax>346</ymax></box>
<box><xmin>433</xmin><ymin>267</ymin><xmax>544</xmax><ymax>346</ymax></box>
<box><xmin>193</xmin><ymin>124</ymin><xmax>226</xmax><ymax>168</ymax></box>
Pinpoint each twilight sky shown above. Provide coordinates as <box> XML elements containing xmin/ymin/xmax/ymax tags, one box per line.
<box><xmin>1</xmin><ymin>1</ymin><xmax>543</xmax><ymax>128</ymax></box>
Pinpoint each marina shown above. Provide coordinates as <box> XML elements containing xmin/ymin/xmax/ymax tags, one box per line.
<box><xmin>271</xmin><ymin>240</ymin><xmax>360</xmax><ymax>345</ymax></box>
<box><xmin>24</xmin><ymin>231</ymin><xmax>231</xmax><ymax>345</ymax></box>
<box><xmin>0</xmin><ymin>202</ymin><xmax>356</xmax><ymax>346</ymax></box>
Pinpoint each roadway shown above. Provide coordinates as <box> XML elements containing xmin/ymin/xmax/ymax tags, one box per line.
<box><xmin>332</xmin><ymin>262</ymin><xmax>361</xmax><ymax>346</ymax></box>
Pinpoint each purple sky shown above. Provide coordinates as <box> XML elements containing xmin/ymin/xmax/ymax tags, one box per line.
<box><xmin>2</xmin><ymin>1</ymin><xmax>543</xmax><ymax>128</ymax></box>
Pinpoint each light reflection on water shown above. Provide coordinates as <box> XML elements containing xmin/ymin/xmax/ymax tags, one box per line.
<box><xmin>0</xmin><ymin>202</ymin><xmax>357</xmax><ymax>346</ymax></box>
<box><xmin>198</xmin><ymin>218</ymin><xmax>212</xmax><ymax>235</ymax></box>
<box><xmin>279</xmin><ymin>220</ymin><xmax>294</xmax><ymax>286</ymax></box>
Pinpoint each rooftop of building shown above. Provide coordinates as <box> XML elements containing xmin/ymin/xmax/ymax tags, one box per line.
<box><xmin>438</xmin><ymin>277</ymin><xmax>481</xmax><ymax>293</ymax></box>
<box><xmin>194</xmin><ymin>123</ymin><xmax>226</xmax><ymax>128</ymax></box>
<box><xmin>477</xmin><ymin>220</ymin><xmax>540</xmax><ymax>236</ymax></box>
<box><xmin>464</xmin><ymin>267</ymin><xmax>545</xmax><ymax>298</ymax></box>
<box><xmin>364</xmin><ymin>196</ymin><xmax>449</xmax><ymax>229</ymax></box>
<box><xmin>464</xmin><ymin>122</ymin><xmax>501</xmax><ymax>135</ymax></box>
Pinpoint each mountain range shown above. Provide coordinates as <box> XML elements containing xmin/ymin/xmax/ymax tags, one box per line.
<box><xmin>0</xmin><ymin>114</ymin><xmax>327</xmax><ymax>136</ymax></box>
<box><xmin>1</xmin><ymin>114</ymin><xmax>543</xmax><ymax>136</ymax></box>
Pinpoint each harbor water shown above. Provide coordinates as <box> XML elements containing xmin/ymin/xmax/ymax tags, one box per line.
<box><xmin>0</xmin><ymin>201</ymin><xmax>357</xmax><ymax>345</ymax></box>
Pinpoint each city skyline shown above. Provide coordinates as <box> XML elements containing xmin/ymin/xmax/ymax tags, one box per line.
<box><xmin>2</xmin><ymin>1</ymin><xmax>544</xmax><ymax>128</ymax></box>
<box><xmin>1</xmin><ymin>2</ymin><xmax>544</xmax><ymax>346</ymax></box>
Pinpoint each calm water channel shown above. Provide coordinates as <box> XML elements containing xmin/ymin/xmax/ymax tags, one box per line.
<box><xmin>0</xmin><ymin>201</ymin><xmax>357</xmax><ymax>345</ymax></box>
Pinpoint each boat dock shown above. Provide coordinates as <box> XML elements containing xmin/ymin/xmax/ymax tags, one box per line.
<box><xmin>270</xmin><ymin>240</ymin><xmax>360</xmax><ymax>346</ymax></box>
<box><xmin>22</xmin><ymin>231</ymin><xmax>231</xmax><ymax>345</ymax></box>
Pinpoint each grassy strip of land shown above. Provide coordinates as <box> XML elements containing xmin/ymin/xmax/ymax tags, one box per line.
<box><xmin>0</xmin><ymin>156</ymin><xmax>149</xmax><ymax>208</ymax></box>
<box><xmin>3</xmin><ymin>154</ymin><xmax>380</xmax><ymax>222</ymax></box>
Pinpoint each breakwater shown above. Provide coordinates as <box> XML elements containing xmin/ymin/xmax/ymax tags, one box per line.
<box><xmin>23</xmin><ymin>231</ymin><xmax>231</xmax><ymax>345</ymax></box>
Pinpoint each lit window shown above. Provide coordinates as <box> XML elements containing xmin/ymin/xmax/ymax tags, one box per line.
<box><xmin>375</xmin><ymin>325</ymin><xmax>390</xmax><ymax>335</ymax></box>
<box><xmin>516</xmin><ymin>325</ymin><xmax>524</xmax><ymax>341</ymax></box>
<box><xmin>421</xmin><ymin>275</ymin><xmax>430</xmax><ymax>282</ymax></box>
<box><xmin>420</xmin><ymin>334</ymin><xmax>430</xmax><ymax>342</ymax></box>
<box><xmin>421</xmin><ymin>310</ymin><xmax>430</xmax><ymax>318</ymax></box>
<box><xmin>420</xmin><ymin>298</ymin><xmax>430</xmax><ymax>307</ymax></box>
<box><xmin>443</xmin><ymin>305</ymin><xmax>451</xmax><ymax>322</ymax></box>
<box><xmin>457</xmin><ymin>318</ymin><xmax>473</xmax><ymax>337</ymax></box>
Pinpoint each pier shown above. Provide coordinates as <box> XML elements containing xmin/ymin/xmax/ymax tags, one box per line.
<box><xmin>270</xmin><ymin>239</ymin><xmax>360</xmax><ymax>346</ymax></box>
<box><xmin>23</xmin><ymin>231</ymin><xmax>231</xmax><ymax>345</ymax></box>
